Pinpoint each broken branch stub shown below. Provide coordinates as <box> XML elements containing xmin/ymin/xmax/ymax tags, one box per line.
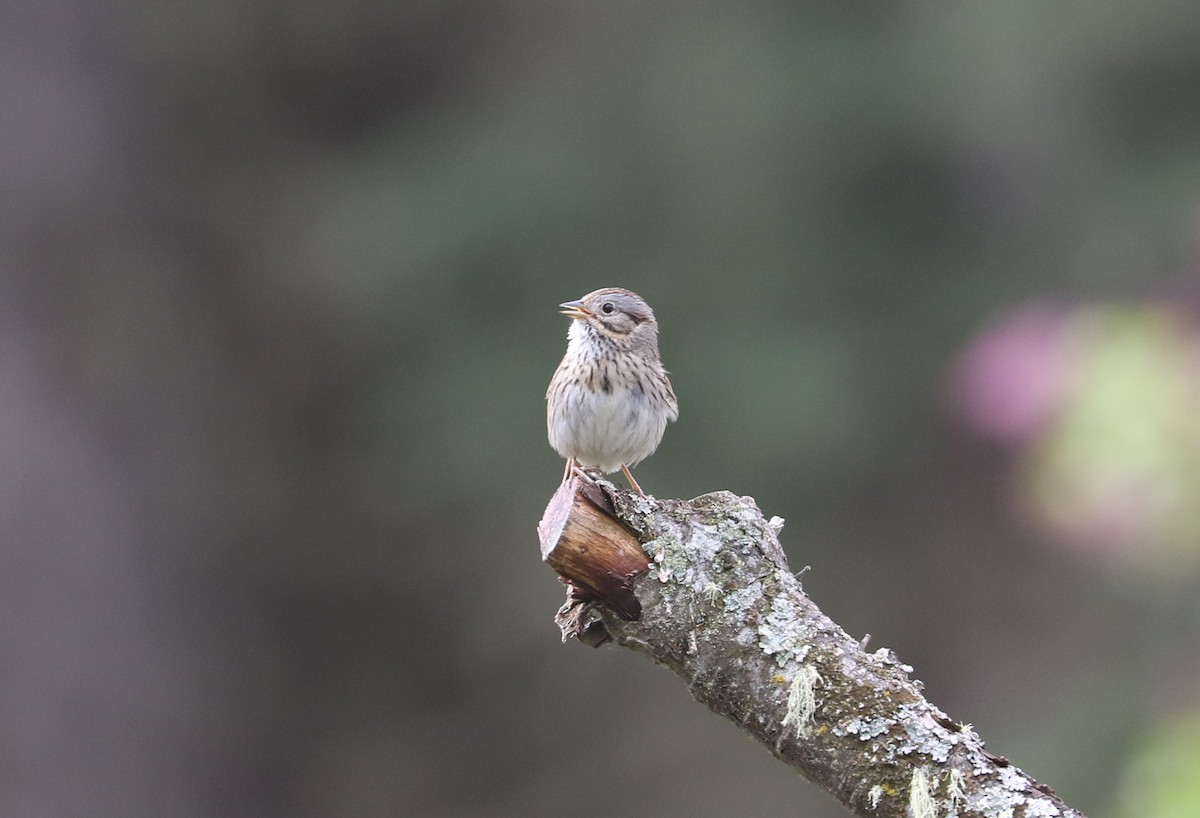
<box><xmin>537</xmin><ymin>475</ymin><xmax>649</xmax><ymax>622</ymax></box>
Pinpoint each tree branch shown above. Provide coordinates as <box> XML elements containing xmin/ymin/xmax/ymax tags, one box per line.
<box><xmin>537</xmin><ymin>476</ymin><xmax>1087</xmax><ymax>818</ymax></box>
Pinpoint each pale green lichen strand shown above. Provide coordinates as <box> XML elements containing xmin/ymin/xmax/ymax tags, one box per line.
<box><xmin>867</xmin><ymin>784</ymin><xmax>884</xmax><ymax>810</ymax></box>
<box><xmin>908</xmin><ymin>767</ymin><xmax>937</xmax><ymax>818</ymax></box>
<box><xmin>781</xmin><ymin>665</ymin><xmax>822</xmax><ymax>738</ymax></box>
<box><xmin>946</xmin><ymin>768</ymin><xmax>966</xmax><ymax>817</ymax></box>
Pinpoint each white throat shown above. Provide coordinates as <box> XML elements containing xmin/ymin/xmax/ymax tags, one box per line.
<box><xmin>566</xmin><ymin>319</ymin><xmax>590</xmax><ymax>356</ymax></box>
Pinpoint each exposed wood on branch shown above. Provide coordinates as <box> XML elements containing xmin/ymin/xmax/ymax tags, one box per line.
<box><xmin>537</xmin><ymin>480</ymin><xmax>1087</xmax><ymax>818</ymax></box>
<box><xmin>538</xmin><ymin>476</ymin><xmax>647</xmax><ymax>624</ymax></box>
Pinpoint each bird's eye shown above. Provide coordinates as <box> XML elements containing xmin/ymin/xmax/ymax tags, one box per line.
<box><xmin>601</xmin><ymin>302</ymin><xmax>616</xmax><ymax>314</ymax></box>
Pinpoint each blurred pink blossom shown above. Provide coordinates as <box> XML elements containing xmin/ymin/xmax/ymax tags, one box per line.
<box><xmin>950</xmin><ymin>302</ymin><xmax>1076</xmax><ymax>444</ymax></box>
<box><xmin>951</xmin><ymin>297</ymin><xmax>1200</xmax><ymax>573</ymax></box>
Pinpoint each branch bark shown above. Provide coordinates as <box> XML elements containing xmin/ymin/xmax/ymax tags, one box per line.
<box><xmin>537</xmin><ymin>477</ymin><xmax>1087</xmax><ymax>818</ymax></box>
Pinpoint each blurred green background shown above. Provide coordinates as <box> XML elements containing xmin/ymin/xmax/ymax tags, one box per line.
<box><xmin>5</xmin><ymin>3</ymin><xmax>1200</xmax><ymax>817</ymax></box>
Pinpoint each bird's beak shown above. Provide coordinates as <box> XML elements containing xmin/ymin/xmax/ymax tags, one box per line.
<box><xmin>559</xmin><ymin>299</ymin><xmax>591</xmax><ymax>319</ymax></box>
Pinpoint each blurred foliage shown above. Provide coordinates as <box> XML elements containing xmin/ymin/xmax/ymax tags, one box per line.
<box><xmin>955</xmin><ymin>303</ymin><xmax>1200</xmax><ymax>573</ymax></box>
<box><xmin>4</xmin><ymin>2</ymin><xmax>1200</xmax><ymax>817</ymax></box>
<box><xmin>1118</xmin><ymin>707</ymin><xmax>1200</xmax><ymax>818</ymax></box>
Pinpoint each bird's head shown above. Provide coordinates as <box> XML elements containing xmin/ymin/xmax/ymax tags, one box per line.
<box><xmin>559</xmin><ymin>288</ymin><xmax>659</xmax><ymax>349</ymax></box>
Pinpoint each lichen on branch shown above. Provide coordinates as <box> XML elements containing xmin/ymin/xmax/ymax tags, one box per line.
<box><xmin>538</xmin><ymin>481</ymin><xmax>1087</xmax><ymax>818</ymax></box>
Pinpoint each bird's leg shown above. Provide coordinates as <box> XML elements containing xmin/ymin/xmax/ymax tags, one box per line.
<box><xmin>619</xmin><ymin>464</ymin><xmax>644</xmax><ymax>495</ymax></box>
<box><xmin>564</xmin><ymin>458</ymin><xmax>601</xmax><ymax>486</ymax></box>
<box><xmin>571</xmin><ymin>462</ymin><xmax>598</xmax><ymax>483</ymax></box>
